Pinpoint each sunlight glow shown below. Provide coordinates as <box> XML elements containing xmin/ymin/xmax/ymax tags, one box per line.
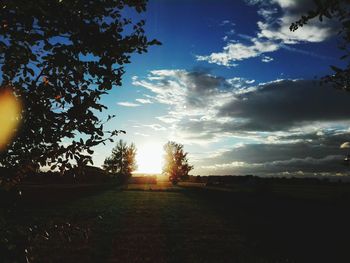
<box><xmin>135</xmin><ymin>142</ymin><xmax>163</xmax><ymax>174</ymax></box>
<box><xmin>0</xmin><ymin>88</ymin><xmax>21</xmax><ymax>151</ymax></box>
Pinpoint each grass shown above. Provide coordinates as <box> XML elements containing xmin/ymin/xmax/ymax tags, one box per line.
<box><xmin>1</xmin><ymin>182</ymin><xmax>350</xmax><ymax>262</ymax></box>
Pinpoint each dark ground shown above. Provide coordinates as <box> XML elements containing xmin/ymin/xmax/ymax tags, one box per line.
<box><xmin>1</xmin><ymin>180</ymin><xmax>350</xmax><ymax>262</ymax></box>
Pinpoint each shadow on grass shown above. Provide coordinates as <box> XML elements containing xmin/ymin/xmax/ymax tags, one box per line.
<box><xmin>182</xmin><ymin>187</ymin><xmax>350</xmax><ymax>263</ymax></box>
<box><xmin>1</xmin><ymin>184</ymin><xmax>350</xmax><ymax>262</ymax></box>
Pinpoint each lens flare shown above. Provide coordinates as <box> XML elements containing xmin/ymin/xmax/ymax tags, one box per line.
<box><xmin>0</xmin><ymin>88</ymin><xmax>22</xmax><ymax>151</ymax></box>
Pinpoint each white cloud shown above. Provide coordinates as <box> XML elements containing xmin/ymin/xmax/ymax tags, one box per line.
<box><xmin>257</xmin><ymin>7</ymin><xmax>278</xmax><ymax>21</ymax></box>
<box><xmin>132</xmin><ymin>69</ymin><xmax>258</xmax><ymax>143</ymax></box>
<box><xmin>196</xmin><ymin>38</ymin><xmax>279</xmax><ymax>67</ymax></box>
<box><xmin>133</xmin><ymin>69</ymin><xmax>350</xmax><ymax>147</ymax></box>
<box><xmin>134</xmin><ymin>132</ymin><xmax>150</xmax><ymax>137</ymax></box>
<box><xmin>135</xmin><ymin>98</ymin><xmax>152</xmax><ymax>104</ymax></box>
<box><xmin>220</xmin><ymin>20</ymin><xmax>233</xmax><ymax>26</ymax></box>
<box><xmin>117</xmin><ymin>102</ymin><xmax>140</xmax><ymax>107</ymax></box>
<box><xmin>144</xmin><ymin>124</ymin><xmax>167</xmax><ymax>131</ymax></box>
<box><xmin>271</xmin><ymin>0</ymin><xmax>296</xmax><ymax>8</ymax></box>
<box><xmin>256</xmin><ymin>0</ymin><xmax>336</xmax><ymax>44</ymax></box>
<box><xmin>246</xmin><ymin>0</ymin><xmax>335</xmax><ymax>44</ymax></box>
<box><xmin>261</xmin><ymin>55</ymin><xmax>274</xmax><ymax>63</ymax></box>
<box><xmin>257</xmin><ymin>19</ymin><xmax>332</xmax><ymax>44</ymax></box>
<box><xmin>227</xmin><ymin>77</ymin><xmax>256</xmax><ymax>88</ymax></box>
<box><xmin>197</xmin><ymin>0</ymin><xmax>337</xmax><ymax>67</ymax></box>
<box><xmin>200</xmin><ymin>161</ymin><xmax>248</xmax><ymax>170</ymax></box>
<box><xmin>156</xmin><ymin>115</ymin><xmax>179</xmax><ymax>124</ymax></box>
<box><xmin>133</xmin><ymin>69</ymin><xmax>234</xmax><ymax>117</ymax></box>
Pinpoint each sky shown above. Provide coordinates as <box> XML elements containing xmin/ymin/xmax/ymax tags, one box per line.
<box><xmin>93</xmin><ymin>0</ymin><xmax>350</xmax><ymax>176</ymax></box>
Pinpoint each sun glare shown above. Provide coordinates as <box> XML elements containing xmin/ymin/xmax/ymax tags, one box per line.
<box><xmin>135</xmin><ymin>142</ymin><xmax>163</xmax><ymax>174</ymax></box>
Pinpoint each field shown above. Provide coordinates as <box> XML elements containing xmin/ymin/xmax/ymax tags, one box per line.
<box><xmin>1</xmin><ymin>180</ymin><xmax>350</xmax><ymax>262</ymax></box>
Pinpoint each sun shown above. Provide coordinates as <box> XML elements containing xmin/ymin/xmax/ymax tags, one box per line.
<box><xmin>135</xmin><ymin>142</ymin><xmax>164</xmax><ymax>174</ymax></box>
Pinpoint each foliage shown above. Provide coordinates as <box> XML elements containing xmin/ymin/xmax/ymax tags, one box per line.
<box><xmin>163</xmin><ymin>141</ymin><xmax>193</xmax><ymax>184</ymax></box>
<box><xmin>290</xmin><ymin>0</ymin><xmax>350</xmax><ymax>90</ymax></box>
<box><xmin>0</xmin><ymin>0</ymin><xmax>160</xmax><ymax>180</ymax></box>
<box><xmin>1</xmin><ymin>221</ymin><xmax>92</xmax><ymax>263</ymax></box>
<box><xmin>103</xmin><ymin>140</ymin><xmax>137</xmax><ymax>180</ymax></box>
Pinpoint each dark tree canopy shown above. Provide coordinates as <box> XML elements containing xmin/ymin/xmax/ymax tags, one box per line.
<box><xmin>103</xmin><ymin>139</ymin><xmax>137</xmax><ymax>180</ymax></box>
<box><xmin>163</xmin><ymin>141</ymin><xmax>193</xmax><ymax>184</ymax></box>
<box><xmin>0</xmin><ymin>0</ymin><xmax>160</xmax><ymax>179</ymax></box>
<box><xmin>290</xmin><ymin>0</ymin><xmax>350</xmax><ymax>90</ymax></box>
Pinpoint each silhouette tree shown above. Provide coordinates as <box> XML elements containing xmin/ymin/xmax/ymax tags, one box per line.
<box><xmin>0</xmin><ymin>0</ymin><xmax>160</xmax><ymax>181</ymax></box>
<box><xmin>290</xmin><ymin>0</ymin><xmax>350</xmax><ymax>90</ymax></box>
<box><xmin>103</xmin><ymin>140</ymin><xmax>137</xmax><ymax>181</ymax></box>
<box><xmin>163</xmin><ymin>141</ymin><xmax>193</xmax><ymax>185</ymax></box>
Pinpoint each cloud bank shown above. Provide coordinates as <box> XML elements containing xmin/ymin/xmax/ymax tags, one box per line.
<box><xmin>133</xmin><ymin>69</ymin><xmax>350</xmax><ymax>175</ymax></box>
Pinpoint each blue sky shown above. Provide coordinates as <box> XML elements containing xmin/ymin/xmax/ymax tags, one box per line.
<box><xmin>93</xmin><ymin>0</ymin><xmax>350</xmax><ymax>176</ymax></box>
